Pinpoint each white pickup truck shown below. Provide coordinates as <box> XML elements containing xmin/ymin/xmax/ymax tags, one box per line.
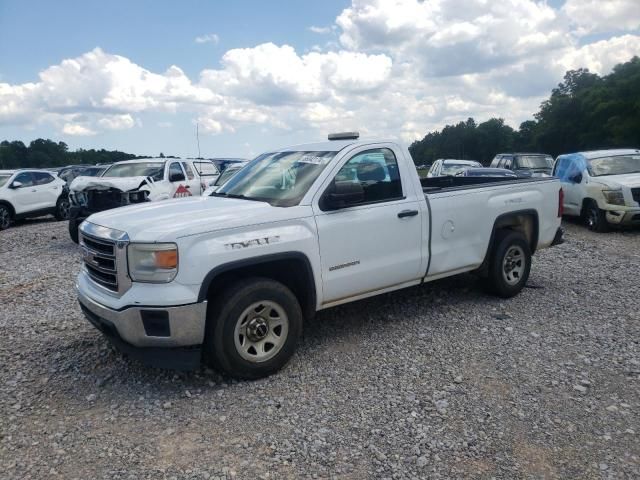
<box><xmin>76</xmin><ymin>133</ymin><xmax>564</xmax><ymax>378</ymax></box>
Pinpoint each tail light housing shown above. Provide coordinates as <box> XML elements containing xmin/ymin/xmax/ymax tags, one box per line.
<box><xmin>558</xmin><ymin>188</ymin><xmax>564</xmax><ymax>217</ymax></box>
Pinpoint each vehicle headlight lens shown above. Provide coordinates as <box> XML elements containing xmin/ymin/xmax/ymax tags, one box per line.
<box><xmin>602</xmin><ymin>189</ymin><xmax>625</xmax><ymax>206</ymax></box>
<box><xmin>127</xmin><ymin>243</ymin><xmax>178</xmax><ymax>283</ymax></box>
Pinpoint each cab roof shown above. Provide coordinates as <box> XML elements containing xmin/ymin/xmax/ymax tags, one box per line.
<box><xmin>275</xmin><ymin>138</ymin><xmax>399</xmax><ymax>153</ymax></box>
<box><xmin>567</xmin><ymin>148</ymin><xmax>640</xmax><ymax>160</ymax></box>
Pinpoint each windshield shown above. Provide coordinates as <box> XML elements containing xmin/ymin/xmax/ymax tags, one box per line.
<box><xmin>215</xmin><ymin>166</ymin><xmax>242</xmax><ymax>186</ymax></box>
<box><xmin>82</xmin><ymin>167</ymin><xmax>106</xmax><ymax>177</ymax></box>
<box><xmin>442</xmin><ymin>162</ymin><xmax>479</xmax><ymax>175</ymax></box>
<box><xmin>216</xmin><ymin>151</ymin><xmax>336</xmax><ymax>206</ymax></box>
<box><xmin>102</xmin><ymin>162</ymin><xmax>164</xmax><ymax>180</ymax></box>
<box><xmin>0</xmin><ymin>175</ymin><xmax>12</xmax><ymax>187</ymax></box>
<box><xmin>516</xmin><ymin>155</ymin><xmax>553</xmax><ymax>169</ymax></box>
<box><xmin>588</xmin><ymin>155</ymin><xmax>640</xmax><ymax>177</ymax></box>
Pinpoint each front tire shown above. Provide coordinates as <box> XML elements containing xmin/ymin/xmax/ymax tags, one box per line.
<box><xmin>486</xmin><ymin>230</ymin><xmax>531</xmax><ymax>298</ymax></box>
<box><xmin>68</xmin><ymin>220</ymin><xmax>79</xmax><ymax>243</ymax></box>
<box><xmin>0</xmin><ymin>204</ymin><xmax>12</xmax><ymax>230</ymax></box>
<box><xmin>204</xmin><ymin>277</ymin><xmax>303</xmax><ymax>379</ymax></box>
<box><xmin>55</xmin><ymin>197</ymin><xmax>70</xmax><ymax>221</ymax></box>
<box><xmin>583</xmin><ymin>201</ymin><xmax>610</xmax><ymax>232</ymax></box>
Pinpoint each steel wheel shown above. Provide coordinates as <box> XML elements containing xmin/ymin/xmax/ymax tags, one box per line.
<box><xmin>234</xmin><ymin>300</ymin><xmax>289</xmax><ymax>363</ymax></box>
<box><xmin>0</xmin><ymin>206</ymin><xmax>11</xmax><ymax>230</ymax></box>
<box><xmin>586</xmin><ymin>206</ymin><xmax>598</xmax><ymax>230</ymax></box>
<box><xmin>502</xmin><ymin>245</ymin><xmax>525</xmax><ymax>286</ymax></box>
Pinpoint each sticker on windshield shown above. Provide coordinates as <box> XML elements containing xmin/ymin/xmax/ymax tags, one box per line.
<box><xmin>299</xmin><ymin>154</ymin><xmax>328</xmax><ymax>165</ymax></box>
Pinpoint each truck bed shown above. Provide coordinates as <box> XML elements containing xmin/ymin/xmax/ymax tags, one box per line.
<box><xmin>421</xmin><ymin>175</ymin><xmax>555</xmax><ymax>194</ymax></box>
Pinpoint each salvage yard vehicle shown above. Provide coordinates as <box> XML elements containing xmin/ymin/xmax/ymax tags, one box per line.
<box><xmin>0</xmin><ymin>169</ymin><xmax>69</xmax><ymax>230</ymax></box>
<box><xmin>426</xmin><ymin>159</ymin><xmax>482</xmax><ymax>177</ymax></box>
<box><xmin>490</xmin><ymin>153</ymin><xmax>554</xmax><ymax>177</ymax></box>
<box><xmin>553</xmin><ymin>149</ymin><xmax>640</xmax><ymax>232</ymax></box>
<box><xmin>68</xmin><ymin>158</ymin><xmax>220</xmax><ymax>243</ymax></box>
<box><xmin>76</xmin><ymin>133</ymin><xmax>564</xmax><ymax>378</ymax></box>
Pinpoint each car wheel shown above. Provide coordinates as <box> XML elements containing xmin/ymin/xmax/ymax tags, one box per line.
<box><xmin>0</xmin><ymin>204</ymin><xmax>12</xmax><ymax>230</ymax></box>
<box><xmin>68</xmin><ymin>220</ymin><xmax>79</xmax><ymax>244</ymax></box>
<box><xmin>584</xmin><ymin>201</ymin><xmax>610</xmax><ymax>233</ymax></box>
<box><xmin>55</xmin><ymin>197</ymin><xmax>71</xmax><ymax>221</ymax></box>
<box><xmin>486</xmin><ymin>230</ymin><xmax>531</xmax><ymax>298</ymax></box>
<box><xmin>204</xmin><ymin>277</ymin><xmax>303</xmax><ymax>379</ymax></box>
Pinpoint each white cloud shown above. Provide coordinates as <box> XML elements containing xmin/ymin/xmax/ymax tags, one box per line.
<box><xmin>563</xmin><ymin>0</ymin><xmax>640</xmax><ymax>36</ymax></box>
<box><xmin>62</xmin><ymin>123</ymin><xmax>96</xmax><ymax>136</ymax></box>
<box><xmin>195</xmin><ymin>33</ymin><xmax>220</xmax><ymax>44</ymax></box>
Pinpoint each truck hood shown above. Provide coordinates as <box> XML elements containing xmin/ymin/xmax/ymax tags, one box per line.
<box><xmin>71</xmin><ymin>176</ymin><xmax>150</xmax><ymax>193</ymax></box>
<box><xmin>591</xmin><ymin>173</ymin><xmax>640</xmax><ymax>188</ymax></box>
<box><xmin>85</xmin><ymin>196</ymin><xmax>312</xmax><ymax>242</ymax></box>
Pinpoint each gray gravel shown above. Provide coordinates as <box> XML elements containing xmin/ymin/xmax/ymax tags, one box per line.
<box><xmin>1</xmin><ymin>218</ymin><xmax>639</xmax><ymax>479</ymax></box>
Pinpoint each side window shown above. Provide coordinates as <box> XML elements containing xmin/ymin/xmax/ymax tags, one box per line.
<box><xmin>192</xmin><ymin>161</ymin><xmax>219</xmax><ymax>177</ymax></box>
<box><xmin>168</xmin><ymin>162</ymin><xmax>184</xmax><ymax>181</ymax></box>
<box><xmin>503</xmin><ymin>156</ymin><xmax>513</xmax><ymax>169</ymax></box>
<box><xmin>182</xmin><ymin>162</ymin><xmax>195</xmax><ymax>180</ymax></box>
<box><xmin>33</xmin><ymin>172</ymin><xmax>55</xmax><ymax>185</ymax></box>
<box><xmin>13</xmin><ymin>172</ymin><xmax>34</xmax><ymax>187</ymax></box>
<box><xmin>333</xmin><ymin>148</ymin><xmax>403</xmax><ymax>204</ymax></box>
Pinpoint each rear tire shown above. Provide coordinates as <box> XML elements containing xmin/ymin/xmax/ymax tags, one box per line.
<box><xmin>583</xmin><ymin>201</ymin><xmax>610</xmax><ymax>232</ymax></box>
<box><xmin>486</xmin><ymin>230</ymin><xmax>531</xmax><ymax>298</ymax></box>
<box><xmin>0</xmin><ymin>204</ymin><xmax>12</xmax><ymax>230</ymax></box>
<box><xmin>204</xmin><ymin>277</ymin><xmax>303</xmax><ymax>379</ymax></box>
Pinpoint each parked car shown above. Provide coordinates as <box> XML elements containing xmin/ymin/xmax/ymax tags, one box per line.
<box><xmin>76</xmin><ymin>132</ymin><xmax>564</xmax><ymax>378</ymax></box>
<box><xmin>202</xmin><ymin>161</ymin><xmax>248</xmax><ymax>196</ymax></box>
<box><xmin>57</xmin><ymin>164</ymin><xmax>93</xmax><ymax>184</ymax></box>
<box><xmin>0</xmin><ymin>169</ymin><xmax>70</xmax><ymax>230</ymax></box>
<box><xmin>490</xmin><ymin>153</ymin><xmax>553</xmax><ymax>177</ymax></box>
<box><xmin>457</xmin><ymin>167</ymin><xmax>518</xmax><ymax>178</ymax></box>
<box><xmin>553</xmin><ymin>149</ymin><xmax>640</xmax><ymax>232</ymax></box>
<box><xmin>426</xmin><ymin>159</ymin><xmax>482</xmax><ymax>177</ymax></box>
<box><xmin>68</xmin><ymin>158</ymin><xmax>220</xmax><ymax>243</ymax></box>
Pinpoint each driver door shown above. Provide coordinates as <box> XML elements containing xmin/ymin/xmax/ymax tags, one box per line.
<box><xmin>312</xmin><ymin>146</ymin><xmax>424</xmax><ymax>304</ymax></box>
<box><xmin>167</xmin><ymin>161</ymin><xmax>193</xmax><ymax>198</ymax></box>
<box><xmin>554</xmin><ymin>157</ymin><xmax>583</xmax><ymax>215</ymax></box>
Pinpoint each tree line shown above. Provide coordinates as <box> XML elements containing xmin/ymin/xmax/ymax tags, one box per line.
<box><xmin>0</xmin><ymin>139</ymin><xmax>142</xmax><ymax>169</ymax></box>
<box><xmin>409</xmin><ymin>56</ymin><xmax>640</xmax><ymax>165</ymax></box>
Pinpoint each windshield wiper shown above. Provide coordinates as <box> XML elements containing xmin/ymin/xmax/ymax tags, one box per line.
<box><xmin>224</xmin><ymin>193</ymin><xmax>266</xmax><ymax>202</ymax></box>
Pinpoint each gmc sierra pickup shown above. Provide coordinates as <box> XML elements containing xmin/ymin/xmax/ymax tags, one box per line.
<box><xmin>76</xmin><ymin>133</ymin><xmax>564</xmax><ymax>379</ymax></box>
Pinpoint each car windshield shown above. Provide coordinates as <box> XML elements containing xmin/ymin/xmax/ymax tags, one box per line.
<box><xmin>216</xmin><ymin>151</ymin><xmax>336</xmax><ymax>206</ymax></box>
<box><xmin>442</xmin><ymin>162</ymin><xmax>479</xmax><ymax>175</ymax></box>
<box><xmin>588</xmin><ymin>155</ymin><xmax>640</xmax><ymax>177</ymax></box>
<box><xmin>0</xmin><ymin>174</ymin><xmax>12</xmax><ymax>187</ymax></box>
<box><xmin>214</xmin><ymin>166</ymin><xmax>242</xmax><ymax>186</ymax></box>
<box><xmin>82</xmin><ymin>167</ymin><xmax>106</xmax><ymax>177</ymax></box>
<box><xmin>516</xmin><ymin>155</ymin><xmax>553</xmax><ymax>169</ymax></box>
<box><xmin>102</xmin><ymin>162</ymin><xmax>164</xmax><ymax>180</ymax></box>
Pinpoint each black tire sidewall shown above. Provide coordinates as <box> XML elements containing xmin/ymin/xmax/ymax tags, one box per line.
<box><xmin>68</xmin><ymin>220</ymin><xmax>79</xmax><ymax>243</ymax></box>
<box><xmin>585</xmin><ymin>202</ymin><xmax>609</xmax><ymax>232</ymax></box>
<box><xmin>488</xmin><ymin>231</ymin><xmax>531</xmax><ymax>298</ymax></box>
<box><xmin>55</xmin><ymin>197</ymin><xmax>70</xmax><ymax>221</ymax></box>
<box><xmin>206</xmin><ymin>278</ymin><xmax>302</xmax><ymax>379</ymax></box>
<box><xmin>0</xmin><ymin>205</ymin><xmax>11</xmax><ymax>230</ymax></box>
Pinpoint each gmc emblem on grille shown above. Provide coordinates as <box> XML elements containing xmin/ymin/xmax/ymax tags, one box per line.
<box><xmin>81</xmin><ymin>246</ymin><xmax>98</xmax><ymax>266</ymax></box>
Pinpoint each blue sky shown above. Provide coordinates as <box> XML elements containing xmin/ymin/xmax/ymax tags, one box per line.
<box><xmin>1</xmin><ymin>0</ymin><xmax>638</xmax><ymax>159</ymax></box>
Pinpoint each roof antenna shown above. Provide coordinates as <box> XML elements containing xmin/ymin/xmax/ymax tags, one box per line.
<box><xmin>196</xmin><ymin>122</ymin><xmax>201</xmax><ymax>159</ymax></box>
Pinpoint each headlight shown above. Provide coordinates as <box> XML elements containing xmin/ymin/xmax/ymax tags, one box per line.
<box><xmin>602</xmin><ymin>189</ymin><xmax>625</xmax><ymax>206</ymax></box>
<box><xmin>127</xmin><ymin>243</ymin><xmax>178</xmax><ymax>283</ymax></box>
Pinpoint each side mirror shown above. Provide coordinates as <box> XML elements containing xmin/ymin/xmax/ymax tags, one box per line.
<box><xmin>169</xmin><ymin>172</ymin><xmax>185</xmax><ymax>182</ymax></box>
<box><xmin>570</xmin><ymin>172</ymin><xmax>583</xmax><ymax>183</ymax></box>
<box><xmin>323</xmin><ymin>181</ymin><xmax>364</xmax><ymax>210</ymax></box>
<box><xmin>9</xmin><ymin>181</ymin><xmax>23</xmax><ymax>189</ymax></box>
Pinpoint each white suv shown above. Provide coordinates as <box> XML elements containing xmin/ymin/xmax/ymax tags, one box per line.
<box><xmin>0</xmin><ymin>169</ymin><xmax>70</xmax><ymax>230</ymax></box>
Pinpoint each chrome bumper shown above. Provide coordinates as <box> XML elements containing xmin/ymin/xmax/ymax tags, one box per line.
<box><xmin>77</xmin><ymin>287</ymin><xmax>207</xmax><ymax>348</ymax></box>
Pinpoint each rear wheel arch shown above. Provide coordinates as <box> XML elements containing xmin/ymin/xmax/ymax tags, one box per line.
<box><xmin>0</xmin><ymin>200</ymin><xmax>15</xmax><ymax>217</ymax></box>
<box><xmin>198</xmin><ymin>252</ymin><xmax>317</xmax><ymax>321</ymax></box>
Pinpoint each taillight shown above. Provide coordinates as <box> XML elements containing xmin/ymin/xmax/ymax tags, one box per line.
<box><xmin>558</xmin><ymin>188</ymin><xmax>564</xmax><ymax>217</ymax></box>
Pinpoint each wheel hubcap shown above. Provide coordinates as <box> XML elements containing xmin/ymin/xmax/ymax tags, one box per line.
<box><xmin>59</xmin><ymin>201</ymin><xmax>70</xmax><ymax>219</ymax></box>
<box><xmin>234</xmin><ymin>301</ymin><xmax>289</xmax><ymax>363</ymax></box>
<box><xmin>502</xmin><ymin>246</ymin><xmax>525</xmax><ymax>286</ymax></box>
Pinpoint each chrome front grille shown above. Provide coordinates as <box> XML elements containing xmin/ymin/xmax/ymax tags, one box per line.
<box><xmin>79</xmin><ymin>222</ymin><xmax>131</xmax><ymax>295</ymax></box>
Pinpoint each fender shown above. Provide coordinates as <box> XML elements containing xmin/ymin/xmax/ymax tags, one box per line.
<box><xmin>197</xmin><ymin>251</ymin><xmax>317</xmax><ymax>314</ymax></box>
<box><xmin>478</xmin><ymin>209</ymin><xmax>540</xmax><ymax>271</ymax></box>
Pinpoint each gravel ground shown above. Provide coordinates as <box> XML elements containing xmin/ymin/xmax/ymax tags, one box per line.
<box><xmin>1</xmin><ymin>218</ymin><xmax>639</xmax><ymax>479</ymax></box>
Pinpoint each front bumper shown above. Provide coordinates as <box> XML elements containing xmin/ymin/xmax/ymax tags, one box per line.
<box><xmin>77</xmin><ymin>287</ymin><xmax>207</xmax><ymax>370</ymax></box>
<box><xmin>604</xmin><ymin>208</ymin><xmax>640</xmax><ymax>225</ymax></box>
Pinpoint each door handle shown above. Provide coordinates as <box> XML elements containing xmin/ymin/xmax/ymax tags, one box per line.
<box><xmin>398</xmin><ymin>209</ymin><xmax>419</xmax><ymax>218</ymax></box>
